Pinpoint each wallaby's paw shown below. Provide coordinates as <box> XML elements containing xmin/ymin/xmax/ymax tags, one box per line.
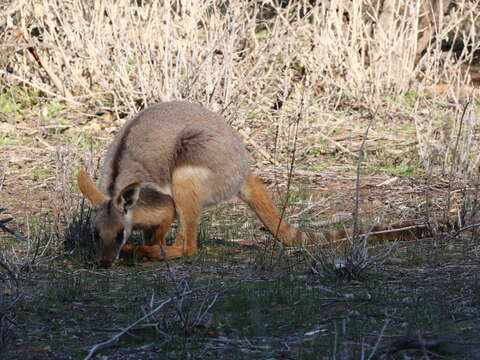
<box><xmin>120</xmin><ymin>244</ymin><xmax>162</xmax><ymax>261</ymax></box>
<box><xmin>139</xmin><ymin>245</ymin><xmax>162</xmax><ymax>260</ymax></box>
<box><xmin>161</xmin><ymin>245</ymin><xmax>186</xmax><ymax>259</ymax></box>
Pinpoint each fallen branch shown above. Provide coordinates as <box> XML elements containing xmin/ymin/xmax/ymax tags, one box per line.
<box><xmin>83</xmin><ymin>290</ymin><xmax>193</xmax><ymax>360</ymax></box>
<box><xmin>453</xmin><ymin>222</ymin><xmax>480</xmax><ymax>237</ymax></box>
<box><xmin>319</xmin><ymin>132</ymin><xmax>359</xmax><ymax>159</ymax></box>
<box><xmin>0</xmin><ymin>209</ymin><xmax>29</xmax><ymax>242</ymax></box>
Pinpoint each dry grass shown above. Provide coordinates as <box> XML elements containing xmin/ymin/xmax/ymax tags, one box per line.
<box><xmin>3</xmin><ymin>0</ymin><xmax>478</xmax><ymax>101</ymax></box>
<box><xmin>1</xmin><ymin>0</ymin><xmax>479</xmax><ymax>170</ymax></box>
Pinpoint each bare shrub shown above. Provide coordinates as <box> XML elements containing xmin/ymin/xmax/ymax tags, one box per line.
<box><xmin>83</xmin><ymin>279</ymin><xmax>219</xmax><ymax>360</ymax></box>
<box><xmin>1</xmin><ymin>1</ymin><xmax>476</xmax><ymax>108</ymax></box>
<box><xmin>0</xmin><ymin>259</ymin><xmax>21</xmax><ymax>353</ymax></box>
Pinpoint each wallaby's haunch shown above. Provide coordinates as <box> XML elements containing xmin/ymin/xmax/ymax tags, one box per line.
<box><xmin>77</xmin><ymin>101</ymin><xmax>309</xmax><ymax>267</ymax></box>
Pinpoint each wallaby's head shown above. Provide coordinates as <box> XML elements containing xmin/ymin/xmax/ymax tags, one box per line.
<box><xmin>76</xmin><ymin>170</ymin><xmax>141</xmax><ymax>268</ymax></box>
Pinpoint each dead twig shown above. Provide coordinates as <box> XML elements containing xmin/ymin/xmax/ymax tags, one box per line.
<box><xmin>0</xmin><ymin>261</ymin><xmax>17</xmax><ymax>282</ymax></box>
<box><xmin>446</xmin><ymin>101</ymin><xmax>470</xmax><ymax>217</ymax></box>
<box><xmin>367</xmin><ymin>319</ymin><xmax>390</xmax><ymax>360</ymax></box>
<box><xmin>83</xmin><ymin>291</ymin><xmax>192</xmax><ymax>360</ymax></box>
<box><xmin>318</xmin><ymin>132</ymin><xmax>359</xmax><ymax>159</ymax></box>
<box><xmin>0</xmin><ymin>209</ymin><xmax>29</xmax><ymax>242</ymax></box>
<box><xmin>453</xmin><ymin>222</ymin><xmax>480</xmax><ymax>237</ymax></box>
<box><xmin>290</xmin><ymin>201</ymin><xmax>324</xmax><ymax>218</ymax></box>
<box><xmin>352</xmin><ymin>110</ymin><xmax>376</xmax><ymax>241</ymax></box>
<box><xmin>0</xmin><ymin>70</ymin><xmax>81</xmax><ymax>105</ymax></box>
<box><xmin>14</xmin><ymin>28</ymin><xmax>74</xmax><ymax>101</ymax></box>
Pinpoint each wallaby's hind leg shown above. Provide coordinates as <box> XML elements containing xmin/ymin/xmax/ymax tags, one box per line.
<box><xmin>239</xmin><ymin>172</ymin><xmax>304</xmax><ymax>246</ymax></box>
<box><xmin>170</xmin><ymin>168</ymin><xmax>207</xmax><ymax>257</ymax></box>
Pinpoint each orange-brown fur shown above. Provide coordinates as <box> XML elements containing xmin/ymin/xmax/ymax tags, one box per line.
<box><xmin>239</xmin><ymin>172</ymin><xmax>307</xmax><ymax>246</ymax></box>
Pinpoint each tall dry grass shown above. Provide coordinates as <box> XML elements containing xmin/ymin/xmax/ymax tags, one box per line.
<box><xmin>2</xmin><ymin>0</ymin><xmax>479</xmax><ymax>174</ymax></box>
<box><xmin>3</xmin><ymin>1</ymin><xmax>477</xmax><ymax>99</ymax></box>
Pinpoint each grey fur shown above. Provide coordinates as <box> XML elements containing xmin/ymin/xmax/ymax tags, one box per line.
<box><xmin>99</xmin><ymin>101</ymin><xmax>250</xmax><ymax>206</ymax></box>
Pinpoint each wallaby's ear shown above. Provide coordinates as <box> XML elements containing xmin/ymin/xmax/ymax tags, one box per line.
<box><xmin>115</xmin><ymin>183</ymin><xmax>141</xmax><ymax>214</ymax></box>
<box><xmin>77</xmin><ymin>170</ymin><xmax>108</xmax><ymax>206</ymax></box>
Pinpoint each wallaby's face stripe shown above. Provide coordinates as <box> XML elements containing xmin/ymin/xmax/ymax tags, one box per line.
<box><xmin>93</xmin><ymin>203</ymin><xmax>128</xmax><ymax>267</ymax></box>
<box><xmin>157</xmin><ymin>185</ymin><xmax>172</xmax><ymax>197</ymax></box>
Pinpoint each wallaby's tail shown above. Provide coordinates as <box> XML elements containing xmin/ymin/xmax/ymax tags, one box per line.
<box><xmin>239</xmin><ymin>172</ymin><xmax>456</xmax><ymax>247</ymax></box>
<box><xmin>332</xmin><ymin>217</ymin><xmax>455</xmax><ymax>245</ymax></box>
<box><xmin>239</xmin><ymin>172</ymin><xmax>312</xmax><ymax>246</ymax></box>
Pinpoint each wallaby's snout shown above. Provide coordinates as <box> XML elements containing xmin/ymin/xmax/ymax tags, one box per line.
<box><xmin>95</xmin><ymin>223</ymin><xmax>129</xmax><ymax>268</ymax></box>
<box><xmin>96</xmin><ymin>243</ymin><xmax>121</xmax><ymax>268</ymax></box>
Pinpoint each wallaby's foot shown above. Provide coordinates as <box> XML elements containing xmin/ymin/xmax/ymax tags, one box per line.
<box><xmin>122</xmin><ymin>244</ymin><xmax>190</xmax><ymax>260</ymax></box>
<box><xmin>160</xmin><ymin>244</ymin><xmax>186</xmax><ymax>259</ymax></box>
<box><xmin>121</xmin><ymin>244</ymin><xmax>162</xmax><ymax>260</ymax></box>
<box><xmin>121</xmin><ymin>244</ymin><xmax>136</xmax><ymax>257</ymax></box>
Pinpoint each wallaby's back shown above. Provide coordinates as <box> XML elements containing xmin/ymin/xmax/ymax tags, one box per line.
<box><xmin>100</xmin><ymin>101</ymin><xmax>250</xmax><ymax>205</ymax></box>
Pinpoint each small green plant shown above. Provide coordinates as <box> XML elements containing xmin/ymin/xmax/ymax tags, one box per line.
<box><xmin>367</xmin><ymin>160</ymin><xmax>423</xmax><ymax>176</ymax></box>
<box><xmin>32</xmin><ymin>168</ymin><xmax>54</xmax><ymax>181</ymax></box>
<box><xmin>286</xmin><ymin>188</ymin><xmax>309</xmax><ymax>204</ymax></box>
<box><xmin>67</xmin><ymin>133</ymin><xmax>102</xmax><ymax>150</ymax></box>
<box><xmin>0</xmin><ymin>136</ymin><xmax>22</xmax><ymax>146</ymax></box>
<box><xmin>303</xmin><ymin>147</ymin><xmax>322</xmax><ymax>156</ymax></box>
<box><xmin>404</xmin><ymin>90</ymin><xmax>418</xmax><ymax>107</ymax></box>
<box><xmin>0</xmin><ymin>88</ymin><xmax>40</xmax><ymax>114</ymax></box>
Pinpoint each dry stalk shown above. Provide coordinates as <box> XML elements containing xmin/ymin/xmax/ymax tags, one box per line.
<box><xmin>1</xmin><ymin>1</ymin><xmax>477</xmax><ymax>194</ymax></box>
<box><xmin>0</xmin><ymin>209</ymin><xmax>30</xmax><ymax>242</ymax></box>
<box><xmin>3</xmin><ymin>0</ymin><xmax>476</xmax><ymax>149</ymax></box>
<box><xmin>83</xmin><ymin>293</ymin><xmax>186</xmax><ymax>360</ymax></box>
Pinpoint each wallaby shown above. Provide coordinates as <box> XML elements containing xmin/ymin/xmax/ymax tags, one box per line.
<box><xmin>77</xmin><ymin>101</ymin><xmax>454</xmax><ymax>268</ymax></box>
<box><xmin>77</xmin><ymin>101</ymin><xmax>310</xmax><ymax>267</ymax></box>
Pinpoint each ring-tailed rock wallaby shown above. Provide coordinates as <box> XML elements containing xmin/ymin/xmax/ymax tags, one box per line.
<box><xmin>77</xmin><ymin>101</ymin><xmax>311</xmax><ymax>267</ymax></box>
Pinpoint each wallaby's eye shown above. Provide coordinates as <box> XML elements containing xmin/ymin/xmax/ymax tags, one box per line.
<box><xmin>115</xmin><ymin>232</ymin><xmax>124</xmax><ymax>244</ymax></box>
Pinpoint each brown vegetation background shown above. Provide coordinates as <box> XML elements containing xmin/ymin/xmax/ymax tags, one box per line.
<box><xmin>1</xmin><ymin>0</ymin><xmax>479</xmax><ymax>213</ymax></box>
<box><xmin>1</xmin><ymin>1</ymin><xmax>480</xmax><ymax>358</ymax></box>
